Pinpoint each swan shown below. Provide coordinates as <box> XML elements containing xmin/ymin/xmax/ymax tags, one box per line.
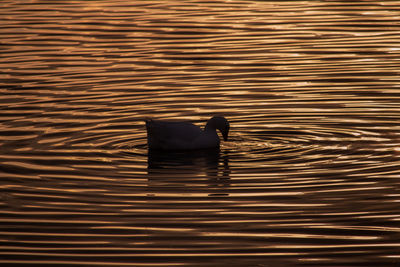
<box><xmin>145</xmin><ymin>116</ymin><xmax>229</xmax><ymax>150</ymax></box>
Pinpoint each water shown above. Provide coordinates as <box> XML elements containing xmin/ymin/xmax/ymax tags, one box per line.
<box><xmin>1</xmin><ymin>1</ymin><xmax>400</xmax><ymax>266</ymax></box>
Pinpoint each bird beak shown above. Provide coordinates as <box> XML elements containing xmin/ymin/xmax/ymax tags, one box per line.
<box><xmin>223</xmin><ymin>131</ymin><xmax>228</xmax><ymax>141</ymax></box>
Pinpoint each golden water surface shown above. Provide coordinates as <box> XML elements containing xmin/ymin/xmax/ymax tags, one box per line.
<box><xmin>1</xmin><ymin>1</ymin><xmax>400</xmax><ymax>266</ymax></box>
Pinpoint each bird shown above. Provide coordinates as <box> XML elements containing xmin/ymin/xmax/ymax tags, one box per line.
<box><xmin>145</xmin><ymin>116</ymin><xmax>229</xmax><ymax>150</ymax></box>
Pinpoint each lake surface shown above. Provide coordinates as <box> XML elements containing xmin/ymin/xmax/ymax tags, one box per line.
<box><xmin>1</xmin><ymin>1</ymin><xmax>400</xmax><ymax>266</ymax></box>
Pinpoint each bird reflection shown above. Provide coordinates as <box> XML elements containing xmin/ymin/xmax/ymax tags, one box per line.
<box><xmin>147</xmin><ymin>148</ymin><xmax>230</xmax><ymax>196</ymax></box>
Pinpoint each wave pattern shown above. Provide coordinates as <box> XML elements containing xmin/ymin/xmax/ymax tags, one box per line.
<box><xmin>1</xmin><ymin>0</ymin><xmax>400</xmax><ymax>266</ymax></box>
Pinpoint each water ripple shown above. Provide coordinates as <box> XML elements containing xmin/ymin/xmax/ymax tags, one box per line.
<box><xmin>1</xmin><ymin>0</ymin><xmax>400</xmax><ymax>266</ymax></box>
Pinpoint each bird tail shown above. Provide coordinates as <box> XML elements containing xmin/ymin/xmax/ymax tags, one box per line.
<box><xmin>145</xmin><ymin>118</ymin><xmax>154</xmax><ymax>131</ymax></box>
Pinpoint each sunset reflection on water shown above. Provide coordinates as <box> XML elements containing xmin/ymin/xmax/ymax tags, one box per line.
<box><xmin>1</xmin><ymin>0</ymin><xmax>400</xmax><ymax>266</ymax></box>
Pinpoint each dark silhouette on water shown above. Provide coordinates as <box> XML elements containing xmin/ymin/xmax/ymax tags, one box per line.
<box><xmin>147</xmin><ymin>148</ymin><xmax>220</xmax><ymax>170</ymax></box>
<box><xmin>145</xmin><ymin>116</ymin><xmax>229</xmax><ymax>150</ymax></box>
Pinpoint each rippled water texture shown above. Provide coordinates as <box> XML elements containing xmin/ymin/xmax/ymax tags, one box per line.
<box><xmin>2</xmin><ymin>1</ymin><xmax>400</xmax><ymax>266</ymax></box>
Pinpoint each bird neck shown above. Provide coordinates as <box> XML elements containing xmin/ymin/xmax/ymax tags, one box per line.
<box><xmin>205</xmin><ymin>121</ymin><xmax>218</xmax><ymax>132</ymax></box>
